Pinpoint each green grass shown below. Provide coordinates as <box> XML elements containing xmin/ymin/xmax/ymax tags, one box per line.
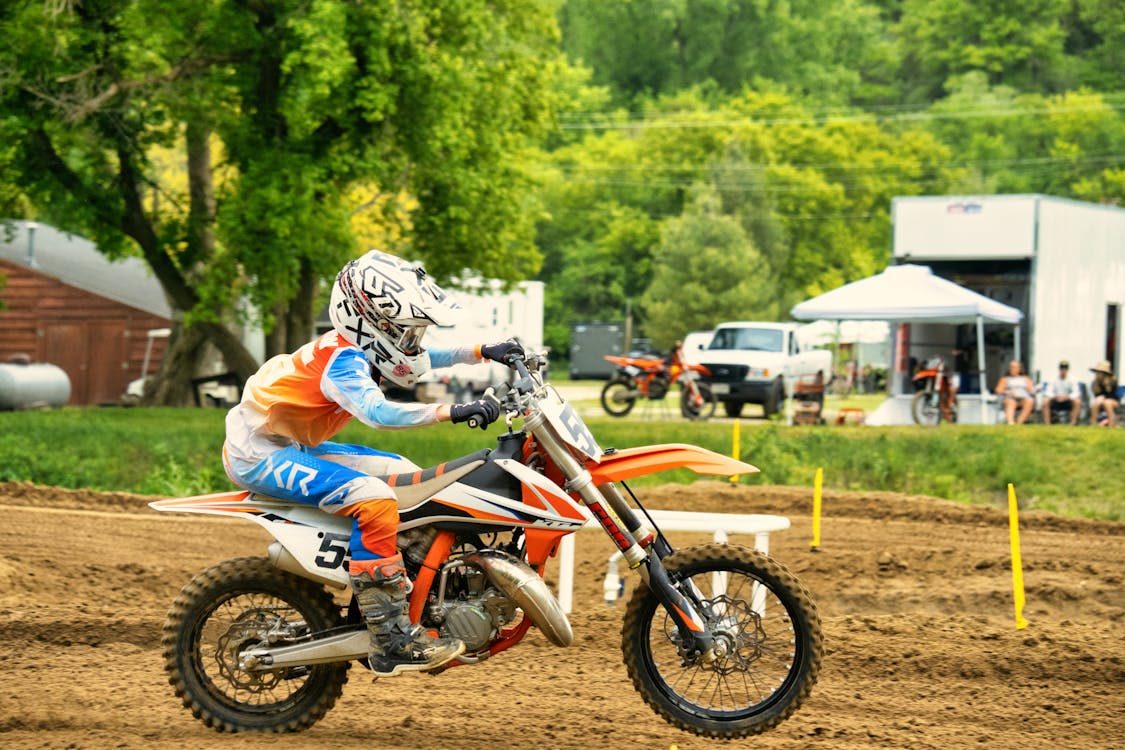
<box><xmin>0</xmin><ymin>406</ymin><xmax>1121</xmax><ymax>521</ymax></box>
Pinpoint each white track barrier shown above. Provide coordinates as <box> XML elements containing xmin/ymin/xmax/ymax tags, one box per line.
<box><xmin>555</xmin><ymin>510</ymin><xmax>791</xmax><ymax>613</ymax></box>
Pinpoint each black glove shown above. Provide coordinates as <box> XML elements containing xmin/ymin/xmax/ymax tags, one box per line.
<box><xmin>450</xmin><ymin>399</ymin><xmax>501</xmax><ymax>430</ymax></box>
<box><xmin>480</xmin><ymin>338</ymin><xmax>524</xmax><ymax>363</ymax></box>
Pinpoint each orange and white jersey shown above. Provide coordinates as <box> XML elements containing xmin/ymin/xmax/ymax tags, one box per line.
<box><xmin>225</xmin><ymin>331</ymin><xmax>479</xmax><ymax>465</ymax></box>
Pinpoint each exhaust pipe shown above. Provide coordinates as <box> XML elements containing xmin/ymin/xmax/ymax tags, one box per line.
<box><xmin>465</xmin><ymin>549</ymin><xmax>574</xmax><ymax>647</ymax></box>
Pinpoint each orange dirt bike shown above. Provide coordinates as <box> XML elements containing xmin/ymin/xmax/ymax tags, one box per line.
<box><xmin>911</xmin><ymin>356</ymin><xmax>958</xmax><ymax>426</ymax></box>
<box><xmin>601</xmin><ymin>353</ymin><xmax>717</xmax><ymax>419</ymax></box>
<box><xmin>152</xmin><ymin>352</ymin><xmax>822</xmax><ymax>737</ymax></box>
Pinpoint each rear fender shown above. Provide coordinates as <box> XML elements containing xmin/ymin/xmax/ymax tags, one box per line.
<box><xmin>149</xmin><ymin>492</ymin><xmax>352</xmax><ymax>587</ymax></box>
<box><xmin>586</xmin><ymin>443</ymin><xmax>758</xmax><ymax>485</ymax></box>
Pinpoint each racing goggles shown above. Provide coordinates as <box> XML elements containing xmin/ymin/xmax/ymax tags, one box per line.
<box><xmin>379</xmin><ymin>319</ymin><xmax>427</xmax><ymax>355</ymax></box>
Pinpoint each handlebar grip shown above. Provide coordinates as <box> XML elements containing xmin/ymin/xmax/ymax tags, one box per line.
<box><xmin>466</xmin><ymin>415</ymin><xmax>483</xmax><ymax>430</ymax></box>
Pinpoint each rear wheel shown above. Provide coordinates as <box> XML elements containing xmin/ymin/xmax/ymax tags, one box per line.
<box><xmin>162</xmin><ymin>557</ymin><xmax>350</xmax><ymax>733</ymax></box>
<box><xmin>622</xmin><ymin>544</ymin><xmax>823</xmax><ymax>738</ymax></box>
<box><xmin>722</xmin><ymin>401</ymin><xmax>744</xmax><ymax>418</ymax></box>
<box><xmin>601</xmin><ymin>378</ymin><xmax>638</xmax><ymax>417</ymax></box>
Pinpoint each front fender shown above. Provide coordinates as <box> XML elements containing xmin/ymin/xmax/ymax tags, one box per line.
<box><xmin>587</xmin><ymin>443</ymin><xmax>758</xmax><ymax>485</ymax></box>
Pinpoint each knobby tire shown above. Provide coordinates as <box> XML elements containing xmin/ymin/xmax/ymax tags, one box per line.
<box><xmin>681</xmin><ymin>382</ymin><xmax>717</xmax><ymax>420</ymax></box>
<box><xmin>161</xmin><ymin>557</ymin><xmax>350</xmax><ymax>733</ymax></box>
<box><xmin>601</xmin><ymin>378</ymin><xmax>638</xmax><ymax>417</ymax></box>
<box><xmin>621</xmin><ymin>544</ymin><xmax>823</xmax><ymax>738</ymax></box>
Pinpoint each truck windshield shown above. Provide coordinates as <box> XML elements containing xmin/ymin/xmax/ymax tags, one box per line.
<box><xmin>709</xmin><ymin>327</ymin><xmax>784</xmax><ymax>352</ymax></box>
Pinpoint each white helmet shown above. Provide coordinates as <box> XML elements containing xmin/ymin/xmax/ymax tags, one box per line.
<box><xmin>329</xmin><ymin>250</ymin><xmax>461</xmax><ymax>387</ymax></box>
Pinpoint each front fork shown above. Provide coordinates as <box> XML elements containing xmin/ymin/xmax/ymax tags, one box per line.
<box><xmin>599</xmin><ymin>482</ymin><xmax>716</xmax><ymax>661</ymax></box>
<box><xmin>524</xmin><ymin>412</ymin><xmax>717</xmax><ymax>662</ymax></box>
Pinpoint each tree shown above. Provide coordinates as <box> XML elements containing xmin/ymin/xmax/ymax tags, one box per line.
<box><xmin>927</xmin><ymin>74</ymin><xmax>1125</xmax><ymax>203</ymax></box>
<box><xmin>534</xmin><ymin>87</ymin><xmax>962</xmax><ymax>355</ymax></box>
<box><xmin>896</xmin><ymin>0</ymin><xmax>1073</xmax><ymax>101</ymax></box>
<box><xmin>0</xmin><ymin>1</ymin><xmax>563</xmax><ymax>400</ymax></box>
<box><xmin>559</xmin><ymin>0</ymin><xmax>893</xmax><ymax>105</ymax></box>
<box><xmin>641</xmin><ymin>188</ymin><xmax>774</xmax><ymax>348</ymax></box>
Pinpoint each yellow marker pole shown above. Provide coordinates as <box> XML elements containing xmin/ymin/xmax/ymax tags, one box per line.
<box><xmin>1007</xmin><ymin>483</ymin><xmax>1029</xmax><ymax>630</ymax></box>
<box><xmin>810</xmin><ymin>467</ymin><xmax>823</xmax><ymax>551</ymax></box>
<box><xmin>729</xmin><ymin>419</ymin><xmax>741</xmax><ymax>483</ymax></box>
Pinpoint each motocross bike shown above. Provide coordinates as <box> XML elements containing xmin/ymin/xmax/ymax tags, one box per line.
<box><xmin>600</xmin><ymin>354</ymin><xmax>717</xmax><ymax>420</ymax></box>
<box><xmin>153</xmin><ymin>352</ymin><xmax>821</xmax><ymax>738</ymax></box>
<box><xmin>911</xmin><ymin>356</ymin><xmax>958</xmax><ymax>426</ymax></box>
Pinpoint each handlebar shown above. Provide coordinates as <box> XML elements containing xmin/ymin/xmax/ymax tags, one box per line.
<box><xmin>508</xmin><ymin>353</ymin><xmax>534</xmax><ymax>394</ymax></box>
<box><xmin>460</xmin><ymin>351</ymin><xmax>542</xmax><ymax>429</ymax></box>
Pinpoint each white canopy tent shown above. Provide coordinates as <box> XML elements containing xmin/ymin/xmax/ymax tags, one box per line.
<box><xmin>791</xmin><ymin>264</ymin><xmax>1024</xmax><ymax>423</ymax></box>
<box><xmin>797</xmin><ymin>320</ymin><xmax>890</xmax><ymax>347</ymax></box>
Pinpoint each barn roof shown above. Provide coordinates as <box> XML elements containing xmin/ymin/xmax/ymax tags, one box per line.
<box><xmin>0</xmin><ymin>220</ymin><xmax>172</xmax><ymax>319</ymax></box>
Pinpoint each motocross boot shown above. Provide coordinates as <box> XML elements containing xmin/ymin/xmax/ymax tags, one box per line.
<box><xmin>349</xmin><ymin>554</ymin><xmax>465</xmax><ymax>677</ymax></box>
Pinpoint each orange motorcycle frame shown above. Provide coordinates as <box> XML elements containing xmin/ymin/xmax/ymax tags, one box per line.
<box><xmin>422</xmin><ymin>437</ymin><xmax>757</xmax><ymax>668</ymax></box>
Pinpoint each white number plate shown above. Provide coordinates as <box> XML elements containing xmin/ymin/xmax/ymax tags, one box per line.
<box><xmin>709</xmin><ymin>383</ymin><xmax>730</xmax><ymax>395</ymax></box>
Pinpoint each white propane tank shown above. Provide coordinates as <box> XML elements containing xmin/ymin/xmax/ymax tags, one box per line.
<box><xmin>0</xmin><ymin>362</ymin><xmax>71</xmax><ymax>409</ymax></box>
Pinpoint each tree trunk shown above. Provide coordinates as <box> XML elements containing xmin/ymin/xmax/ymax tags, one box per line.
<box><xmin>265</xmin><ymin>300</ymin><xmax>288</xmax><ymax>359</ymax></box>
<box><xmin>286</xmin><ymin>257</ymin><xmax>318</xmax><ymax>350</ymax></box>
<box><xmin>147</xmin><ymin>323</ymin><xmax>208</xmax><ymax>406</ymax></box>
<box><xmin>264</xmin><ymin>258</ymin><xmax>319</xmax><ymax>357</ymax></box>
<box><xmin>185</xmin><ymin>119</ymin><xmax>216</xmax><ymax>265</ymax></box>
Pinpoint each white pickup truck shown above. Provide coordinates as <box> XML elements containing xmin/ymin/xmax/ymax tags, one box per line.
<box><xmin>692</xmin><ymin>321</ymin><xmax>832</xmax><ymax>418</ymax></box>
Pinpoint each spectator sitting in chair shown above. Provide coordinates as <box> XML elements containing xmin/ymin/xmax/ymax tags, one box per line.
<box><xmin>1041</xmin><ymin>360</ymin><xmax>1081</xmax><ymax>425</ymax></box>
<box><xmin>1089</xmin><ymin>360</ymin><xmax>1120</xmax><ymax>428</ymax></box>
<box><xmin>995</xmin><ymin>360</ymin><xmax>1035</xmax><ymax>425</ymax></box>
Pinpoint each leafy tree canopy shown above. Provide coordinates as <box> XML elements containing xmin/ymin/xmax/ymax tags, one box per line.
<box><xmin>0</xmin><ymin>0</ymin><xmax>566</xmax><ymax>392</ymax></box>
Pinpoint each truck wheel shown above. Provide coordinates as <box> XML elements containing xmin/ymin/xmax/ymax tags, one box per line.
<box><xmin>763</xmin><ymin>382</ymin><xmax>781</xmax><ymax>418</ymax></box>
<box><xmin>723</xmin><ymin>401</ymin><xmax>744</xmax><ymax>418</ymax></box>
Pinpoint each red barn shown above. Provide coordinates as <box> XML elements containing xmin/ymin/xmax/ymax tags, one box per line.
<box><xmin>0</xmin><ymin>221</ymin><xmax>173</xmax><ymax>405</ymax></box>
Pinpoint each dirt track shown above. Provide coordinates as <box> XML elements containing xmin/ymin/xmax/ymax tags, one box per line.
<box><xmin>0</xmin><ymin>480</ymin><xmax>1122</xmax><ymax>749</ymax></box>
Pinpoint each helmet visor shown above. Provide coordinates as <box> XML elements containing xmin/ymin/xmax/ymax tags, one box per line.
<box><xmin>396</xmin><ymin>325</ymin><xmax>427</xmax><ymax>355</ymax></box>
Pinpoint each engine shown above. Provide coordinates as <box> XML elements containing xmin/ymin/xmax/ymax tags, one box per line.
<box><xmin>647</xmin><ymin>373</ymin><xmax>671</xmax><ymax>400</ymax></box>
<box><xmin>396</xmin><ymin>528</ymin><xmax>572</xmax><ymax>651</ymax></box>
<box><xmin>429</xmin><ymin>561</ymin><xmax>519</xmax><ymax>653</ymax></box>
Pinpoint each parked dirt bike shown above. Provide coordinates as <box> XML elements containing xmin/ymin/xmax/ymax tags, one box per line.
<box><xmin>911</xmin><ymin>356</ymin><xmax>958</xmax><ymax>426</ymax></box>
<box><xmin>152</xmin><ymin>352</ymin><xmax>822</xmax><ymax>738</ymax></box>
<box><xmin>601</xmin><ymin>354</ymin><xmax>717</xmax><ymax>420</ymax></box>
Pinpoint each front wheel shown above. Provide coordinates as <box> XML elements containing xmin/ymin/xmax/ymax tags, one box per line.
<box><xmin>622</xmin><ymin>544</ymin><xmax>823</xmax><ymax>738</ymax></box>
<box><xmin>161</xmin><ymin>557</ymin><xmax>350</xmax><ymax>733</ymax></box>
<box><xmin>911</xmin><ymin>390</ymin><xmax>941</xmax><ymax>426</ymax></box>
<box><xmin>681</xmin><ymin>381</ymin><xmax>717</xmax><ymax>420</ymax></box>
<box><xmin>601</xmin><ymin>378</ymin><xmax>639</xmax><ymax>417</ymax></box>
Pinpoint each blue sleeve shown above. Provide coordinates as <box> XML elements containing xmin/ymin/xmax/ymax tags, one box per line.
<box><xmin>427</xmin><ymin>345</ymin><xmax>481</xmax><ymax>369</ymax></box>
<box><xmin>320</xmin><ymin>348</ymin><xmax>439</xmax><ymax>429</ymax></box>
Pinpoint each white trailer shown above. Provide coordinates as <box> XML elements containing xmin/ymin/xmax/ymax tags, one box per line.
<box><xmin>892</xmin><ymin>195</ymin><xmax>1125</xmax><ymax>390</ymax></box>
<box><xmin>414</xmin><ymin>279</ymin><xmax>545</xmax><ymax>401</ymax></box>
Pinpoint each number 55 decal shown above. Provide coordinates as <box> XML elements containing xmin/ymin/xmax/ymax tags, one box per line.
<box><xmin>314</xmin><ymin>532</ymin><xmax>351</xmax><ymax>570</ymax></box>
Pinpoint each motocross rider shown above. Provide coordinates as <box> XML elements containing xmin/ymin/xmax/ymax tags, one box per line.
<box><xmin>222</xmin><ymin>249</ymin><xmax>521</xmax><ymax>676</ymax></box>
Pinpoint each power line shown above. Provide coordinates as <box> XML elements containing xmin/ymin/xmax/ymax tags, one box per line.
<box><xmin>535</xmin><ymin>160</ymin><xmax>1124</xmax><ymax>195</ymax></box>
<box><xmin>555</xmin><ymin>102</ymin><xmax>1125</xmax><ymax>130</ymax></box>
<box><xmin>529</xmin><ymin>153</ymin><xmax>1124</xmax><ymax>174</ymax></box>
<box><xmin>555</xmin><ymin>91</ymin><xmax>1125</xmax><ymax>122</ymax></box>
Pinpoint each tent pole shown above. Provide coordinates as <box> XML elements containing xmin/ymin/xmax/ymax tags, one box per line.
<box><xmin>977</xmin><ymin>315</ymin><xmax>988</xmax><ymax>424</ymax></box>
<box><xmin>1013</xmin><ymin>324</ymin><xmax>1021</xmax><ymax>367</ymax></box>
